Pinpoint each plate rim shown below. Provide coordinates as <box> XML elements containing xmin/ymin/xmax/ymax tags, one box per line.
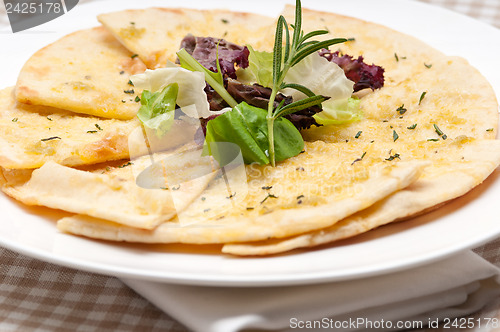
<box><xmin>0</xmin><ymin>0</ymin><xmax>499</xmax><ymax>287</ymax></box>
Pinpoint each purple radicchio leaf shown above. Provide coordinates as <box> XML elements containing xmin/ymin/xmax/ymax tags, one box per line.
<box><xmin>319</xmin><ymin>49</ymin><xmax>385</xmax><ymax>92</ymax></box>
<box><xmin>179</xmin><ymin>34</ymin><xmax>250</xmax><ymax>79</ymax></box>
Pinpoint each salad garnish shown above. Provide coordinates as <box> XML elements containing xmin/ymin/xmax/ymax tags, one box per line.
<box><xmin>265</xmin><ymin>0</ymin><xmax>347</xmax><ymax>166</ymax></box>
<box><xmin>132</xmin><ymin>0</ymin><xmax>386</xmax><ymax>166</ymax></box>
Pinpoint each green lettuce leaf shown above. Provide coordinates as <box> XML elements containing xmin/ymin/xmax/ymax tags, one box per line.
<box><xmin>313</xmin><ymin>97</ymin><xmax>362</xmax><ymax>125</ymax></box>
<box><xmin>137</xmin><ymin>83</ymin><xmax>178</xmax><ymax>137</ymax></box>
<box><xmin>131</xmin><ymin>67</ymin><xmax>211</xmax><ymax>118</ymax></box>
<box><xmin>239</xmin><ymin>50</ymin><xmax>361</xmax><ymax>126</ymax></box>
<box><xmin>205</xmin><ymin>102</ymin><xmax>304</xmax><ymax>165</ymax></box>
<box><xmin>238</xmin><ymin>45</ymin><xmax>274</xmax><ymax>88</ymax></box>
<box><xmin>282</xmin><ymin>52</ymin><xmax>354</xmax><ymax>101</ymax></box>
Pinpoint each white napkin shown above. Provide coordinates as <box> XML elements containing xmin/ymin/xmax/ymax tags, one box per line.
<box><xmin>122</xmin><ymin>250</ymin><xmax>500</xmax><ymax>332</ymax></box>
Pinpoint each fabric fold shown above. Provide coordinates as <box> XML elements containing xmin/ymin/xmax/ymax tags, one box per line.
<box><xmin>122</xmin><ymin>250</ymin><xmax>500</xmax><ymax>332</ymax></box>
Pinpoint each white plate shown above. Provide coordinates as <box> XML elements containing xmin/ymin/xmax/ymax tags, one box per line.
<box><xmin>1</xmin><ymin>0</ymin><xmax>499</xmax><ymax>287</ymax></box>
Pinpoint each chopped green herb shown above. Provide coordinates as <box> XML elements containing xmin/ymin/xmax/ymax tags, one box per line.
<box><xmin>347</xmin><ymin>37</ymin><xmax>356</xmax><ymax>42</ymax></box>
<box><xmin>226</xmin><ymin>193</ymin><xmax>236</xmax><ymax>199</ymax></box>
<box><xmin>431</xmin><ymin>124</ymin><xmax>447</xmax><ymax>140</ymax></box>
<box><xmin>131</xmin><ymin>54</ymin><xmax>139</xmax><ymax>59</ymax></box>
<box><xmin>393</xmin><ymin>130</ymin><xmax>399</xmax><ymax>142</ymax></box>
<box><xmin>424</xmin><ymin>63</ymin><xmax>432</xmax><ymax>69</ymax></box>
<box><xmin>47</xmin><ymin>117</ymin><xmax>53</xmax><ymax>121</ymax></box>
<box><xmin>130</xmin><ymin>22</ymin><xmax>135</xmax><ymax>25</ymax></box>
<box><xmin>12</xmin><ymin>118</ymin><xmax>18</xmax><ymax>122</ymax></box>
<box><xmin>128</xmin><ymin>79</ymin><xmax>134</xmax><ymax>86</ymax></box>
<box><xmin>95</xmin><ymin>124</ymin><xmax>103</xmax><ymax>131</ymax></box>
<box><xmin>487</xmin><ymin>128</ymin><xmax>494</xmax><ymax>132</ymax></box>
<box><xmin>394</xmin><ymin>53</ymin><xmax>406</xmax><ymax>61</ymax></box>
<box><xmin>124</xmin><ymin>89</ymin><xmax>135</xmax><ymax>94</ymax></box>
<box><xmin>297</xmin><ymin>195</ymin><xmax>305</xmax><ymax>200</ymax></box>
<box><xmin>433</xmin><ymin>124</ymin><xmax>443</xmax><ymax>136</ymax></box>
<box><xmin>118</xmin><ymin>162</ymin><xmax>133</xmax><ymax>168</ymax></box>
<box><xmin>352</xmin><ymin>151</ymin><xmax>367</xmax><ymax>165</ymax></box>
<box><xmin>419</xmin><ymin>91</ymin><xmax>427</xmax><ymax>105</ymax></box>
<box><xmin>119</xmin><ymin>70</ymin><xmax>125</xmax><ymax>75</ymax></box>
<box><xmin>261</xmin><ymin>193</ymin><xmax>278</xmax><ymax>204</ymax></box>
<box><xmin>262</xmin><ymin>186</ymin><xmax>273</xmax><ymax>190</ymax></box>
<box><xmin>134</xmin><ymin>96</ymin><xmax>141</xmax><ymax>102</ymax></box>
<box><xmin>87</xmin><ymin>130</ymin><xmax>98</xmax><ymax>134</ymax></box>
<box><xmin>427</xmin><ymin>138</ymin><xmax>439</xmax><ymax>142</ymax></box>
<box><xmin>355</xmin><ymin>131</ymin><xmax>362</xmax><ymax>139</ymax></box>
<box><xmin>172</xmin><ymin>185</ymin><xmax>181</xmax><ymax>191</ymax></box>
<box><xmin>221</xmin><ymin>18</ymin><xmax>229</xmax><ymax>24</ymax></box>
<box><xmin>385</xmin><ymin>153</ymin><xmax>400</xmax><ymax>161</ymax></box>
<box><xmin>396</xmin><ymin>104</ymin><xmax>407</xmax><ymax>115</ymax></box>
<box><xmin>121</xmin><ymin>100</ymin><xmax>126</xmax><ymax>103</ymax></box>
<box><xmin>246</xmin><ymin>207</ymin><xmax>255</xmax><ymax>211</ymax></box>
<box><xmin>407</xmin><ymin>124</ymin><xmax>417</xmax><ymax>130</ymax></box>
<box><xmin>41</xmin><ymin>136</ymin><xmax>61</xmax><ymax>142</ymax></box>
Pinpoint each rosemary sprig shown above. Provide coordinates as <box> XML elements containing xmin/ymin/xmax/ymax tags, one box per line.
<box><xmin>266</xmin><ymin>0</ymin><xmax>347</xmax><ymax>166</ymax></box>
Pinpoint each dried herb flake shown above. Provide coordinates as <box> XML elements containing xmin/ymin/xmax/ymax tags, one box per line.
<box><xmin>419</xmin><ymin>91</ymin><xmax>427</xmax><ymax>105</ymax></box>
<box><xmin>385</xmin><ymin>153</ymin><xmax>400</xmax><ymax>161</ymax></box>
<box><xmin>261</xmin><ymin>193</ymin><xmax>278</xmax><ymax>204</ymax></box>
<box><xmin>393</xmin><ymin>130</ymin><xmax>399</xmax><ymax>142</ymax></box>
<box><xmin>396</xmin><ymin>105</ymin><xmax>407</xmax><ymax>115</ymax></box>
<box><xmin>41</xmin><ymin>136</ymin><xmax>61</xmax><ymax>142</ymax></box>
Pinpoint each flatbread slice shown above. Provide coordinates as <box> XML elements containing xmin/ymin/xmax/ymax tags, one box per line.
<box><xmin>97</xmin><ymin>8</ymin><xmax>276</xmax><ymax>68</ymax></box>
<box><xmin>56</xmin><ymin>141</ymin><xmax>428</xmax><ymax>244</ymax></box>
<box><xmin>222</xmin><ymin>139</ymin><xmax>500</xmax><ymax>255</ymax></box>
<box><xmin>16</xmin><ymin>26</ymin><xmax>146</xmax><ymax>120</ymax></box>
<box><xmin>0</xmin><ymin>87</ymin><xmax>140</xmax><ymax>169</ymax></box>
<box><xmin>0</xmin><ymin>147</ymin><xmax>215</xmax><ymax>229</ymax></box>
<box><xmin>285</xmin><ymin>6</ymin><xmax>498</xmax><ymax>144</ymax></box>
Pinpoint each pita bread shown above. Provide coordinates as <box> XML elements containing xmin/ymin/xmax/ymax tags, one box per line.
<box><xmin>222</xmin><ymin>139</ymin><xmax>500</xmax><ymax>255</ymax></box>
<box><xmin>2</xmin><ymin>5</ymin><xmax>499</xmax><ymax>257</ymax></box>
<box><xmin>0</xmin><ymin>87</ymin><xmax>140</xmax><ymax>169</ymax></box>
<box><xmin>56</xmin><ymin>141</ymin><xmax>428</xmax><ymax>243</ymax></box>
<box><xmin>16</xmin><ymin>26</ymin><xmax>146</xmax><ymax>120</ymax></box>
<box><xmin>98</xmin><ymin>8</ymin><xmax>275</xmax><ymax>68</ymax></box>
<box><xmin>0</xmin><ymin>146</ymin><xmax>216</xmax><ymax>229</ymax></box>
<box><xmin>58</xmin><ymin>6</ymin><xmax>499</xmax><ymax>253</ymax></box>
<box><xmin>197</xmin><ymin>7</ymin><xmax>497</xmax><ymax>255</ymax></box>
<box><xmin>288</xmin><ymin>6</ymin><xmax>498</xmax><ymax>143</ymax></box>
